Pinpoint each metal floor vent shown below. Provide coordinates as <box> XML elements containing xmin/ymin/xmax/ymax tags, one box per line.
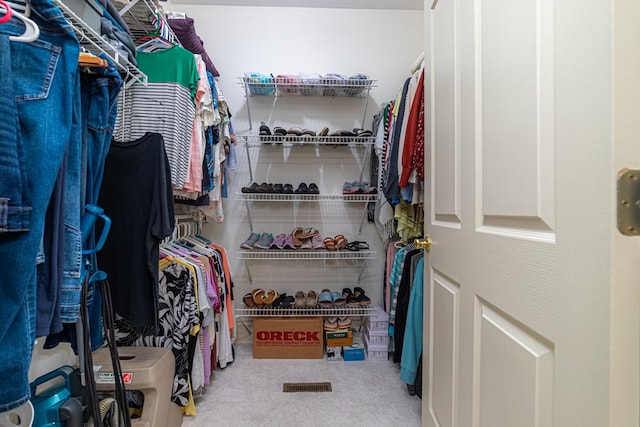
<box><xmin>283</xmin><ymin>382</ymin><xmax>332</xmax><ymax>393</ymax></box>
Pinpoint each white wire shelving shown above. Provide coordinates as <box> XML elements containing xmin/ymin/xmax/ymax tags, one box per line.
<box><xmin>235</xmin><ymin>305</ymin><xmax>378</xmax><ymax>318</ymax></box>
<box><xmin>236</xmin><ymin>249</ymin><xmax>377</xmax><ymax>261</ymax></box>
<box><xmin>235</xmin><ymin>193</ymin><xmax>378</xmax><ymax>203</ymax></box>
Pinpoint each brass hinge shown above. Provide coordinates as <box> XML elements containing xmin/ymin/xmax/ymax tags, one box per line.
<box><xmin>617</xmin><ymin>169</ymin><xmax>640</xmax><ymax>235</ymax></box>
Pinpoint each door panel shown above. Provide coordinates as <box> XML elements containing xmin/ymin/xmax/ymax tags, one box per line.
<box><xmin>433</xmin><ymin>0</ymin><xmax>461</xmax><ymax>225</ymax></box>
<box><xmin>428</xmin><ymin>271</ymin><xmax>460</xmax><ymax>427</ymax></box>
<box><xmin>476</xmin><ymin>302</ymin><xmax>554</xmax><ymax>427</ymax></box>
<box><xmin>423</xmin><ymin>0</ymin><xmax>639</xmax><ymax>425</ymax></box>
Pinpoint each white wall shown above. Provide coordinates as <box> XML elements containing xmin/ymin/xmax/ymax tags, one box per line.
<box><xmin>162</xmin><ymin>3</ymin><xmax>424</xmax><ymax>305</ymax></box>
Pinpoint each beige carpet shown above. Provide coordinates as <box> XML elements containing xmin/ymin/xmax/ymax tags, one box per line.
<box><xmin>181</xmin><ymin>326</ymin><xmax>422</xmax><ymax>427</ymax></box>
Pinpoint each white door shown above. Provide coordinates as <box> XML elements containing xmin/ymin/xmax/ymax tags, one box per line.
<box><xmin>423</xmin><ymin>0</ymin><xmax>640</xmax><ymax>426</ymax></box>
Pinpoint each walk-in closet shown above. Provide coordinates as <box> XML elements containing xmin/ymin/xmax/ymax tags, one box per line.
<box><xmin>1</xmin><ymin>0</ymin><xmax>638</xmax><ymax>426</ymax></box>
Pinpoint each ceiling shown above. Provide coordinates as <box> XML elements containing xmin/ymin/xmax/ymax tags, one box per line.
<box><xmin>164</xmin><ymin>0</ymin><xmax>424</xmax><ymax>10</ymax></box>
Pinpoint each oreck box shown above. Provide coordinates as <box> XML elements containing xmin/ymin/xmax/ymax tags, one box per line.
<box><xmin>253</xmin><ymin>317</ymin><xmax>323</xmax><ymax>359</ymax></box>
<box><xmin>325</xmin><ymin>329</ymin><xmax>353</xmax><ymax>347</ymax></box>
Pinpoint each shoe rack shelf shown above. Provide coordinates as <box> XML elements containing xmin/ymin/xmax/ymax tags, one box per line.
<box><xmin>236</xmin><ymin>249</ymin><xmax>377</xmax><ymax>260</ymax></box>
<box><xmin>235</xmin><ymin>305</ymin><xmax>378</xmax><ymax>318</ymax></box>
<box><xmin>238</xmin><ymin>77</ymin><xmax>377</xmax><ymax>130</ymax></box>
<box><xmin>237</xmin><ymin>72</ymin><xmax>379</xmax><ymax>299</ymax></box>
<box><xmin>237</xmin><ymin>135</ymin><xmax>375</xmax><ymax>146</ymax></box>
<box><xmin>238</xmin><ymin>136</ymin><xmax>374</xmax><ymax>188</ymax></box>
<box><xmin>235</xmin><ymin>193</ymin><xmax>377</xmax><ymax>203</ymax></box>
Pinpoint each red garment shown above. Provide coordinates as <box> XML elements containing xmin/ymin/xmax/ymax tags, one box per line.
<box><xmin>411</xmin><ymin>90</ymin><xmax>425</xmax><ymax>181</ymax></box>
<box><xmin>399</xmin><ymin>69</ymin><xmax>425</xmax><ymax>187</ymax></box>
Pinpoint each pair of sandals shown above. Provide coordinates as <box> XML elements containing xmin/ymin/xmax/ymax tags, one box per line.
<box><xmin>318</xmin><ymin>288</ymin><xmax>347</xmax><ymax>307</ymax></box>
<box><xmin>324</xmin><ymin>316</ymin><xmax>352</xmax><ymax>331</ymax></box>
<box><xmin>323</xmin><ymin>235</ymin><xmax>348</xmax><ymax>251</ymax></box>
<box><xmin>292</xmin><ymin>227</ymin><xmax>320</xmax><ymax>247</ymax></box>
<box><xmin>294</xmin><ymin>290</ymin><xmax>319</xmax><ymax>307</ymax></box>
<box><xmin>342</xmin><ymin>181</ymin><xmax>377</xmax><ymax>195</ymax></box>
<box><xmin>343</xmin><ymin>287</ymin><xmax>371</xmax><ymax>306</ymax></box>
<box><xmin>243</xmin><ymin>288</ymin><xmax>279</xmax><ymax>307</ymax></box>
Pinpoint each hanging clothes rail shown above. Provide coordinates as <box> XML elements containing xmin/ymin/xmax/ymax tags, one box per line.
<box><xmin>52</xmin><ymin>0</ymin><xmax>147</xmax><ymax>88</ymax></box>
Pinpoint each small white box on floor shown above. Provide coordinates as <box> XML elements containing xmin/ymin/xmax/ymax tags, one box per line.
<box><xmin>326</xmin><ymin>346</ymin><xmax>343</xmax><ymax>361</ymax></box>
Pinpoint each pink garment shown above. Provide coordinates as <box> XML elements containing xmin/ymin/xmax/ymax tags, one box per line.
<box><xmin>181</xmin><ymin>57</ymin><xmax>208</xmax><ymax>191</ymax></box>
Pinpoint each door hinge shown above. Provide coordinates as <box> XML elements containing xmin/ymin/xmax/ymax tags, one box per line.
<box><xmin>617</xmin><ymin>169</ymin><xmax>640</xmax><ymax>236</ymax></box>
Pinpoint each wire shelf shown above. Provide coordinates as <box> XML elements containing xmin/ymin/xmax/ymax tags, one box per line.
<box><xmin>235</xmin><ymin>305</ymin><xmax>378</xmax><ymax>317</ymax></box>
<box><xmin>235</xmin><ymin>193</ymin><xmax>377</xmax><ymax>202</ymax></box>
<box><xmin>237</xmin><ymin>135</ymin><xmax>375</xmax><ymax>146</ymax></box>
<box><xmin>53</xmin><ymin>0</ymin><xmax>147</xmax><ymax>88</ymax></box>
<box><xmin>236</xmin><ymin>249</ymin><xmax>377</xmax><ymax>260</ymax></box>
<box><xmin>238</xmin><ymin>76</ymin><xmax>378</xmax><ymax>98</ymax></box>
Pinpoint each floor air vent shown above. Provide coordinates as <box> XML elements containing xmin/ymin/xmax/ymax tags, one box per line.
<box><xmin>283</xmin><ymin>382</ymin><xmax>332</xmax><ymax>393</ymax></box>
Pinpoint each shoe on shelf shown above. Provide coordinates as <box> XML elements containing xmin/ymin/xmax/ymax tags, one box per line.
<box><xmin>253</xmin><ymin>232</ymin><xmax>274</xmax><ymax>249</ymax></box>
<box><xmin>337</xmin><ymin>316</ymin><xmax>352</xmax><ymax>328</ymax></box>
<box><xmin>282</xmin><ymin>233</ymin><xmax>297</xmax><ymax>250</ymax></box>
<box><xmin>243</xmin><ymin>292</ymin><xmax>255</xmax><ymax>307</ymax></box>
<box><xmin>262</xmin><ymin>289</ymin><xmax>279</xmax><ymax>306</ymax></box>
<box><xmin>241</xmin><ymin>182</ymin><xmax>260</xmax><ymax>193</ymax></box>
<box><xmin>300</xmin><ymin>237</ymin><xmax>314</xmax><ymax>249</ymax></box>
<box><xmin>310</xmin><ymin>234</ymin><xmax>325</xmax><ymax>249</ymax></box>
<box><xmin>324</xmin><ymin>317</ymin><xmax>339</xmax><ymax>331</ymax></box>
<box><xmin>273</xmin><ymin>183</ymin><xmax>284</xmax><ymax>193</ymax></box>
<box><xmin>273</xmin><ymin>126</ymin><xmax>287</xmax><ymax>136</ymax></box>
<box><xmin>332</xmin><ymin>291</ymin><xmax>346</xmax><ymax>306</ymax></box>
<box><xmin>259</xmin><ymin>121</ymin><xmax>272</xmax><ymax>136</ymax></box>
<box><xmin>308</xmin><ymin>183</ymin><xmax>320</xmax><ymax>194</ymax></box>
<box><xmin>252</xmin><ymin>288</ymin><xmax>265</xmax><ymax>307</ymax></box>
<box><xmin>294</xmin><ymin>291</ymin><xmax>306</xmax><ymax>308</ymax></box>
<box><xmin>240</xmin><ymin>232</ymin><xmax>260</xmax><ymax>249</ymax></box>
<box><xmin>342</xmin><ymin>288</ymin><xmax>359</xmax><ymax>306</ymax></box>
<box><xmin>270</xmin><ymin>233</ymin><xmax>287</xmax><ymax>249</ymax></box>
<box><xmin>306</xmin><ymin>290</ymin><xmax>318</xmax><ymax>307</ymax></box>
<box><xmin>283</xmin><ymin>183</ymin><xmax>294</xmax><ymax>194</ymax></box>
<box><xmin>323</xmin><ymin>237</ymin><xmax>337</xmax><ymax>251</ymax></box>
<box><xmin>353</xmin><ymin>286</ymin><xmax>371</xmax><ymax>306</ymax></box>
<box><xmin>333</xmin><ymin>234</ymin><xmax>348</xmax><ymax>250</ymax></box>
<box><xmin>294</xmin><ymin>183</ymin><xmax>309</xmax><ymax>194</ymax></box>
<box><xmin>318</xmin><ymin>288</ymin><xmax>333</xmax><ymax>308</ymax></box>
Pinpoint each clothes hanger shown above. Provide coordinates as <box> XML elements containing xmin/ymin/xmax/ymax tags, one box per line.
<box><xmin>79</xmin><ymin>51</ymin><xmax>108</xmax><ymax>68</ymax></box>
<box><xmin>1</xmin><ymin>0</ymin><xmax>39</xmax><ymax>43</ymax></box>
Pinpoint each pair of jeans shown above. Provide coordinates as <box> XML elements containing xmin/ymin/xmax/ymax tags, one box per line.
<box><xmin>0</xmin><ymin>0</ymin><xmax>79</xmax><ymax>411</ymax></box>
<box><xmin>43</xmin><ymin>56</ymin><xmax>123</xmax><ymax>351</ymax></box>
<box><xmin>79</xmin><ymin>56</ymin><xmax>123</xmax><ymax>348</ymax></box>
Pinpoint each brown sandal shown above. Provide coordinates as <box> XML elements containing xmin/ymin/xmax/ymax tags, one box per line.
<box><xmin>334</xmin><ymin>235</ymin><xmax>348</xmax><ymax>250</ymax></box>
<box><xmin>243</xmin><ymin>293</ymin><xmax>255</xmax><ymax>307</ymax></box>
<box><xmin>323</xmin><ymin>237</ymin><xmax>337</xmax><ymax>251</ymax></box>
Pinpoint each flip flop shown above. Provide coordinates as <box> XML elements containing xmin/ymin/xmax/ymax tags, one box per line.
<box><xmin>345</xmin><ymin>241</ymin><xmax>370</xmax><ymax>251</ymax></box>
<box><xmin>292</xmin><ymin>227</ymin><xmax>305</xmax><ymax>246</ymax></box>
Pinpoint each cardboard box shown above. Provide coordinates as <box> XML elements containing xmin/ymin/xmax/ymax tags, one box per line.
<box><xmin>326</xmin><ymin>346</ymin><xmax>343</xmax><ymax>361</ymax></box>
<box><xmin>325</xmin><ymin>328</ymin><xmax>353</xmax><ymax>347</ymax></box>
<box><xmin>343</xmin><ymin>333</ymin><xmax>365</xmax><ymax>361</ymax></box>
<box><xmin>253</xmin><ymin>317</ymin><xmax>323</xmax><ymax>359</ymax></box>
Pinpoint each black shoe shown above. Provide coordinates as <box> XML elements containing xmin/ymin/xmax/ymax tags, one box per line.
<box><xmin>308</xmin><ymin>183</ymin><xmax>320</xmax><ymax>194</ymax></box>
<box><xmin>273</xmin><ymin>183</ymin><xmax>284</xmax><ymax>193</ymax></box>
<box><xmin>241</xmin><ymin>182</ymin><xmax>260</xmax><ymax>193</ymax></box>
<box><xmin>259</xmin><ymin>121</ymin><xmax>271</xmax><ymax>136</ymax></box>
<box><xmin>294</xmin><ymin>183</ymin><xmax>309</xmax><ymax>194</ymax></box>
<box><xmin>283</xmin><ymin>183</ymin><xmax>294</xmax><ymax>194</ymax></box>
